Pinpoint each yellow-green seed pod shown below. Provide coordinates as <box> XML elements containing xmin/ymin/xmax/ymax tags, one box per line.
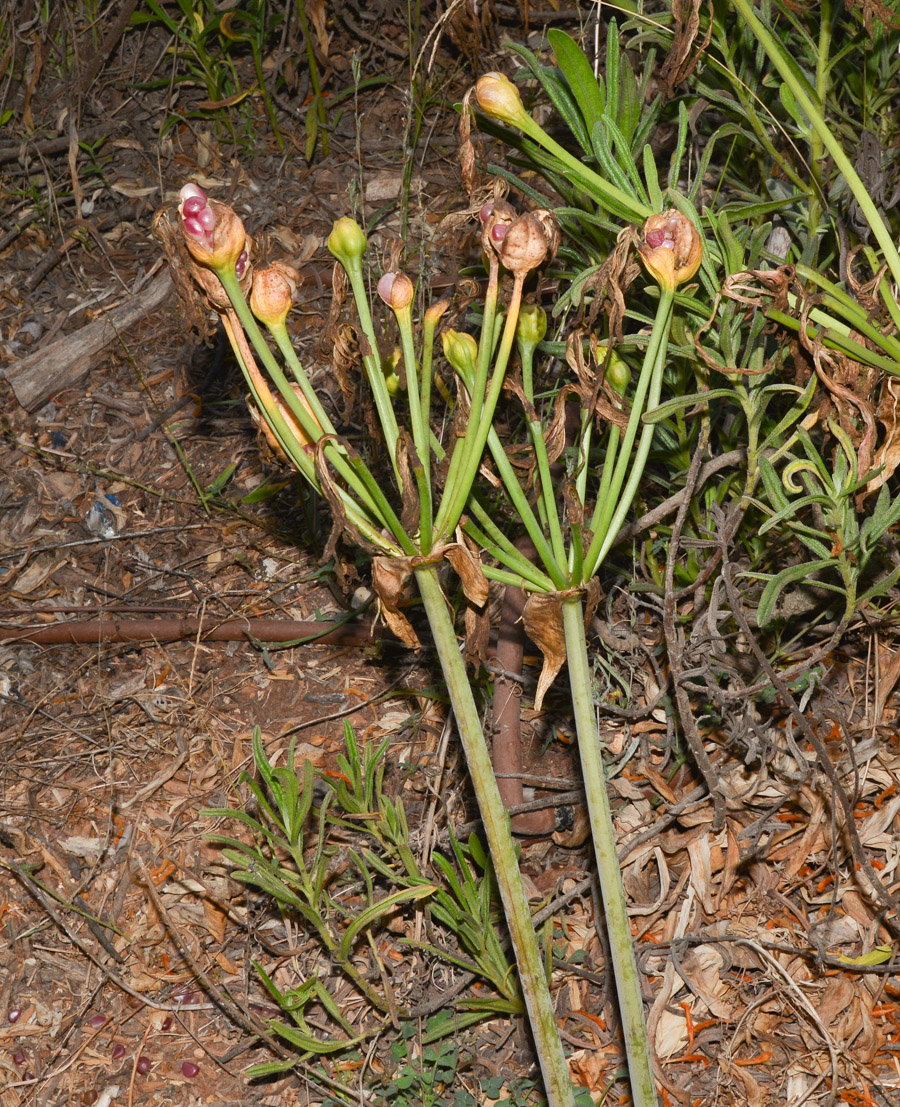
<box><xmin>595</xmin><ymin>341</ymin><xmax>630</xmax><ymax>396</ymax></box>
<box><xmin>442</xmin><ymin>330</ymin><xmax>479</xmax><ymax>376</ymax></box>
<box><xmin>516</xmin><ymin>304</ymin><xmax>548</xmax><ymax>347</ymax></box>
<box><xmin>384</xmin><ymin>346</ymin><xmax>404</xmax><ymax>396</ymax></box>
<box><xmin>327</xmin><ymin>216</ymin><xmax>367</xmax><ymax>268</ymax></box>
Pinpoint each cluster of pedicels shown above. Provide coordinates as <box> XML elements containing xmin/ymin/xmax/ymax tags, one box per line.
<box><xmin>473</xmin><ymin>71</ymin><xmax>702</xmax><ymax>292</ymax></box>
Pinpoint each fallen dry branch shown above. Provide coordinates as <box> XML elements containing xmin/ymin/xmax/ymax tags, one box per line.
<box><xmin>4</xmin><ymin>270</ymin><xmax>173</xmax><ymax>411</ymax></box>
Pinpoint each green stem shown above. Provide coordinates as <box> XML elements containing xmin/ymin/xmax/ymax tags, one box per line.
<box><xmin>394</xmin><ymin>304</ymin><xmax>433</xmax><ymax>551</ymax></box>
<box><xmin>218</xmin><ymin>269</ymin><xmax>389</xmax><ymax>527</ymax></box>
<box><xmin>266</xmin><ymin>320</ymin><xmax>339</xmax><ymax>436</ymax></box>
<box><xmin>339</xmin><ymin>257</ymin><xmax>402</xmax><ymax>483</ymax></box>
<box><xmin>584</xmin><ymin>289</ymin><xmax>674</xmax><ymax>577</ymax></box>
<box><xmin>449</xmin><ymin>361</ymin><xmax>567</xmax><ymax>590</ymax></box>
<box><xmin>420</xmin><ymin>308</ymin><xmax>439</xmax><ymax>447</ymax></box>
<box><xmin>428</xmin><ymin>400</ymin><xmax>556</xmax><ymax>590</ymax></box>
<box><xmin>806</xmin><ymin>0</ymin><xmax>831</xmax><ymax>241</ymax></box>
<box><xmin>222</xmin><ymin>315</ymin><xmax>398</xmax><ymax>554</ymax></box>
<box><xmin>461</xmin><ymin>512</ymin><xmax>556</xmax><ymax>592</ymax></box>
<box><xmin>561</xmin><ymin>599</ymin><xmax>658</xmax><ymax>1107</ymax></box>
<box><xmin>435</xmin><ymin>275</ymin><xmax>527</xmax><ymax>541</ymax></box>
<box><xmin>436</xmin><ymin>269</ymin><xmax>501</xmax><ymax>539</ymax></box>
<box><xmin>414</xmin><ymin>566</ymin><xmax>575</xmax><ymax>1107</ymax></box>
<box><xmin>515</xmin><ymin>116</ymin><xmax>651</xmax><ymax>223</ymax></box>
<box><xmin>729</xmin><ymin>0</ymin><xmax>900</xmax><ymax>295</ymax></box>
<box><xmin>520</xmin><ymin>339</ymin><xmax>568</xmax><ymax>570</ymax></box>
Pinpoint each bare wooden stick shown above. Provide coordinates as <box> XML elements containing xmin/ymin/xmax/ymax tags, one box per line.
<box><xmin>4</xmin><ymin>269</ymin><xmax>172</xmax><ymax>410</ymax></box>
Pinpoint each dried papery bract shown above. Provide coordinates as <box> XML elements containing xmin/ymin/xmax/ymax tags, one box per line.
<box><xmin>638</xmin><ymin>208</ymin><xmax>702</xmax><ymax>290</ymax></box>
<box><xmin>188</xmin><ymin>245</ymin><xmax>254</xmax><ymax>313</ymax></box>
<box><xmin>178</xmin><ymin>183</ymin><xmax>247</xmax><ymax>274</ymax></box>
<box><xmin>251</xmin><ymin>382</ymin><xmax>321</xmax><ymax>458</ymax></box>
<box><xmin>250</xmin><ymin>262</ymin><xmax>300</xmax><ymax>327</ymax></box>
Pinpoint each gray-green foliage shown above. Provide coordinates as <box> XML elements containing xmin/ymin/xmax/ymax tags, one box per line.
<box><xmin>202</xmin><ymin>723</ymin><xmax>525</xmax><ymax>1079</ymax></box>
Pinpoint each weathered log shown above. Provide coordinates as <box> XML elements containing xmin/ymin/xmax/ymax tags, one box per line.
<box><xmin>4</xmin><ymin>270</ymin><xmax>173</xmax><ymax>411</ymax></box>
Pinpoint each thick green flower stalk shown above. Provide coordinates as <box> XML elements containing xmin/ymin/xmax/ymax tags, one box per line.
<box><xmin>442</xmin><ymin>183</ymin><xmax>704</xmax><ymax>1106</ymax></box>
<box><xmin>474</xmin><ymin>72</ymin><xmax>651</xmax><ymax>223</ymax></box>
<box><xmin>171</xmin><ymin>184</ymin><xmax>576</xmax><ymax>1107</ymax></box>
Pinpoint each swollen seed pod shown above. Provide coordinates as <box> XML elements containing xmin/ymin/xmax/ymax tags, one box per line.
<box><xmin>498</xmin><ymin>210</ymin><xmax>560</xmax><ymax>277</ymax></box>
<box><xmin>177</xmin><ymin>184</ymin><xmax>246</xmax><ymax>273</ymax></box>
<box><xmin>377</xmin><ymin>272</ymin><xmax>414</xmax><ymax>312</ymax></box>
<box><xmin>475</xmin><ymin>72</ymin><xmax>530</xmax><ymax>128</ymax></box>
<box><xmin>596</xmin><ymin>342</ymin><xmax>630</xmax><ymax>396</ymax></box>
<box><xmin>327</xmin><ymin>217</ymin><xmax>367</xmax><ymax>268</ymax></box>
<box><xmin>250</xmin><ymin>263</ymin><xmax>300</xmax><ymax>327</ymax></box>
<box><xmin>638</xmin><ymin>209</ymin><xmax>702</xmax><ymax>290</ymax></box>
<box><xmin>384</xmin><ymin>347</ymin><xmax>403</xmax><ymax>396</ymax></box>
<box><xmin>516</xmin><ymin>304</ymin><xmax>548</xmax><ymax>348</ymax></box>
<box><xmin>442</xmin><ymin>330</ymin><xmax>479</xmax><ymax>376</ymax></box>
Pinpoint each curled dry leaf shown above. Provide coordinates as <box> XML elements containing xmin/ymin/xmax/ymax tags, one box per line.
<box><xmin>371</xmin><ymin>544</ymin><xmax>489</xmax><ymax>651</ymax></box>
<box><xmin>523</xmin><ymin>580</ymin><xmax>601</xmax><ymax>710</ymax></box>
<box><xmin>372</xmin><ymin>556</ymin><xmax>420</xmax><ymax>648</ymax></box>
<box><xmin>869</xmin><ymin>376</ymin><xmax>900</xmax><ymax>493</ymax></box>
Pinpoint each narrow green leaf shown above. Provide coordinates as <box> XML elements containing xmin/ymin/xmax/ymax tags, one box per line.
<box><xmin>757</xmin><ymin>558</ymin><xmax>837</xmax><ymax>626</ymax></box>
<box><xmin>338</xmin><ymin>884</ymin><xmax>436</xmax><ymax>961</ymax></box>
<box><xmin>667</xmin><ymin>101</ymin><xmax>689</xmax><ymax>191</ymax></box>
<box><xmin>547</xmin><ymin>29</ymin><xmax>605</xmax><ymax>128</ymax></box>
<box><xmin>305</xmin><ymin>103</ymin><xmax>319</xmax><ymax>162</ymax></box>
<box><xmin>504</xmin><ymin>45</ymin><xmax>591</xmax><ymax>154</ymax></box>
<box><xmin>642</xmin><ymin>388</ymin><xmax>738</xmax><ymax>423</ymax></box>
<box><xmin>205</xmin><ymin>461</ymin><xmax>237</xmax><ymax>496</ymax></box>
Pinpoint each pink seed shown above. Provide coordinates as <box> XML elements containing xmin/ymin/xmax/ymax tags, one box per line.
<box><xmin>136</xmin><ymin>1055</ymin><xmax>151</xmax><ymax>1074</ymax></box>
<box><xmin>22</xmin><ymin>1071</ymin><xmax>33</xmax><ymax>1082</ymax></box>
<box><xmin>161</xmin><ymin>1017</ymin><xmax>172</xmax><ymax>1031</ymax></box>
<box><xmin>480</xmin><ymin>203</ymin><xmax>495</xmax><ymax>222</ymax></box>
<box><xmin>179</xmin><ymin>183</ymin><xmax>206</xmax><ymax>203</ymax></box>
<box><xmin>645</xmin><ymin>229</ymin><xmax>666</xmax><ymax>248</ymax></box>
<box><xmin>236</xmin><ymin>249</ymin><xmax>248</xmax><ymax>279</ymax></box>
<box><xmin>12</xmin><ymin>1051</ymin><xmax>25</xmax><ymax>1066</ymax></box>
<box><xmin>181</xmin><ymin>1061</ymin><xmax>200</xmax><ymax>1078</ymax></box>
<box><xmin>197</xmin><ymin>206</ymin><xmax>216</xmax><ymax>231</ymax></box>
<box><xmin>112</xmin><ymin>1044</ymin><xmax>126</xmax><ymax>1061</ymax></box>
<box><xmin>181</xmin><ymin>195</ymin><xmax>205</xmax><ymax>217</ymax></box>
<box><xmin>491</xmin><ymin>224</ymin><xmax>507</xmax><ymax>242</ymax></box>
<box><xmin>7</xmin><ymin>1009</ymin><xmax>20</xmax><ymax>1023</ymax></box>
<box><xmin>89</xmin><ymin>1014</ymin><xmax>107</xmax><ymax>1028</ymax></box>
<box><xmin>183</xmin><ymin>215</ymin><xmax>205</xmax><ymax>238</ymax></box>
